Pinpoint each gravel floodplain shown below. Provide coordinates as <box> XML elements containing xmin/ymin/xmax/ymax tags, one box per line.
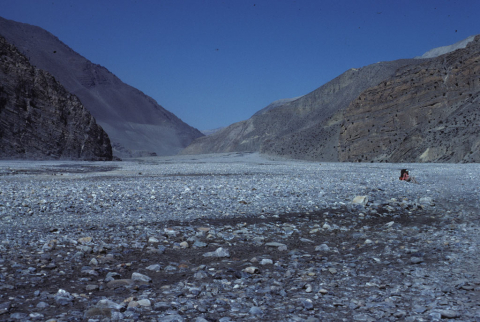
<box><xmin>0</xmin><ymin>152</ymin><xmax>479</xmax><ymax>321</ymax></box>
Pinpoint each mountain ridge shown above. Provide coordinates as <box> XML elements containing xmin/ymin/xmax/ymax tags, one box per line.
<box><xmin>183</xmin><ymin>34</ymin><xmax>480</xmax><ymax>163</ymax></box>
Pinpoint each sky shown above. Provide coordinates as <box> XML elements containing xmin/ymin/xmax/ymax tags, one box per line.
<box><xmin>1</xmin><ymin>0</ymin><xmax>479</xmax><ymax>131</ymax></box>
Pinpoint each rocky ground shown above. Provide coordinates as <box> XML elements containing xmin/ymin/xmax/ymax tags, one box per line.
<box><xmin>0</xmin><ymin>153</ymin><xmax>479</xmax><ymax>321</ymax></box>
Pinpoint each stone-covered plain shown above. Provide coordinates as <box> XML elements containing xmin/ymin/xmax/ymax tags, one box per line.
<box><xmin>0</xmin><ymin>153</ymin><xmax>479</xmax><ymax>321</ymax></box>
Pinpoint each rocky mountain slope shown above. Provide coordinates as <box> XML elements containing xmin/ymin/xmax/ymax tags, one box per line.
<box><xmin>181</xmin><ymin>59</ymin><xmax>424</xmax><ymax>160</ymax></box>
<box><xmin>0</xmin><ymin>36</ymin><xmax>112</xmax><ymax>160</ymax></box>
<box><xmin>183</xmin><ymin>35</ymin><xmax>480</xmax><ymax>163</ymax></box>
<box><xmin>339</xmin><ymin>35</ymin><xmax>480</xmax><ymax>163</ymax></box>
<box><xmin>0</xmin><ymin>17</ymin><xmax>204</xmax><ymax>157</ymax></box>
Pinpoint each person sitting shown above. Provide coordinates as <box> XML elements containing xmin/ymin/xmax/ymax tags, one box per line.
<box><xmin>399</xmin><ymin>169</ymin><xmax>417</xmax><ymax>183</ymax></box>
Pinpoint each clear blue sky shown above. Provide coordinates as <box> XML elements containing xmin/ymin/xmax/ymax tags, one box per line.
<box><xmin>1</xmin><ymin>0</ymin><xmax>478</xmax><ymax>131</ymax></box>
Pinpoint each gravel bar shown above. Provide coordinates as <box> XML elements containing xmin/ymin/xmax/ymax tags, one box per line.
<box><xmin>0</xmin><ymin>152</ymin><xmax>479</xmax><ymax>321</ymax></box>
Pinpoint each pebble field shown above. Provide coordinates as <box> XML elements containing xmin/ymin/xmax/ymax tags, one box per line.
<box><xmin>0</xmin><ymin>152</ymin><xmax>479</xmax><ymax>321</ymax></box>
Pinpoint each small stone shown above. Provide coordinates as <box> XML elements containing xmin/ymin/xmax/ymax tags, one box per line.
<box><xmin>106</xmin><ymin>279</ymin><xmax>134</xmax><ymax>289</ymax></box>
<box><xmin>249</xmin><ymin>306</ymin><xmax>263</xmax><ymax>315</ymax></box>
<box><xmin>89</xmin><ymin>258</ymin><xmax>98</xmax><ymax>266</ymax></box>
<box><xmin>385</xmin><ymin>221</ymin><xmax>395</xmax><ymax>227</ymax></box>
<box><xmin>328</xmin><ymin>268</ymin><xmax>337</xmax><ymax>274</ymax></box>
<box><xmin>78</xmin><ymin>237</ymin><xmax>93</xmax><ymax>244</ymax></box>
<box><xmin>260</xmin><ymin>259</ymin><xmax>273</xmax><ymax>265</ymax></box>
<box><xmin>137</xmin><ymin>299</ymin><xmax>151</xmax><ymax>307</ymax></box>
<box><xmin>413</xmin><ymin>305</ymin><xmax>427</xmax><ymax>313</ymax></box>
<box><xmin>352</xmin><ymin>196</ymin><xmax>368</xmax><ymax>205</ymax></box>
<box><xmin>148</xmin><ymin>237</ymin><xmax>159</xmax><ymax>243</ymax></box>
<box><xmin>9</xmin><ymin>313</ymin><xmax>29</xmax><ymax>320</ymax></box>
<box><xmin>127</xmin><ymin>301</ymin><xmax>139</xmax><ymax>308</ymax></box>
<box><xmin>203</xmin><ymin>247</ymin><xmax>230</xmax><ymax>258</ymax></box>
<box><xmin>0</xmin><ymin>301</ymin><xmax>11</xmax><ymax>314</ymax></box>
<box><xmin>194</xmin><ymin>270</ymin><xmax>208</xmax><ymax>279</ymax></box>
<box><xmin>410</xmin><ymin>257</ymin><xmax>424</xmax><ymax>264</ymax></box>
<box><xmin>300</xmin><ymin>298</ymin><xmax>314</xmax><ymax>310</ymax></box>
<box><xmin>42</xmin><ymin>240</ymin><xmax>57</xmax><ymax>252</ymax></box>
<box><xmin>315</xmin><ymin>244</ymin><xmax>330</xmax><ymax>252</ymax></box>
<box><xmin>439</xmin><ymin>309</ymin><xmax>460</xmax><ymax>319</ymax></box>
<box><xmin>418</xmin><ymin>197</ymin><xmax>434</xmax><ymax>206</ymax></box>
<box><xmin>265</xmin><ymin>242</ymin><xmax>286</xmax><ymax>247</ymax></box>
<box><xmin>54</xmin><ymin>289</ymin><xmax>73</xmax><ymax>305</ymax></box>
<box><xmin>244</xmin><ymin>266</ymin><xmax>260</xmax><ymax>274</ymax></box>
<box><xmin>84</xmin><ymin>307</ymin><xmax>112</xmax><ymax>319</ymax></box>
<box><xmin>146</xmin><ymin>264</ymin><xmax>162</xmax><ymax>271</ymax></box>
<box><xmin>179</xmin><ymin>241</ymin><xmax>189</xmax><ymax>248</ymax></box>
<box><xmin>29</xmin><ymin>312</ymin><xmax>44</xmax><ymax>320</ymax></box>
<box><xmin>86</xmin><ymin>284</ymin><xmax>99</xmax><ymax>291</ymax></box>
<box><xmin>36</xmin><ymin>301</ymin><xmax>49</xmax><ymax>309</ymax></box>
<box><xmin>132</xmin><ymin>272</ymin><xmax>152</xmax><ymax>284</ymax></box>
<box><xmin>96</xmin><ymin>299</ymin><xmax>124</xmax><ymax>310</ymax></box>
<box><xmin>193</xmin><ymin>240</ymin><xmax>208</xmax><ymax>247</ymax></box>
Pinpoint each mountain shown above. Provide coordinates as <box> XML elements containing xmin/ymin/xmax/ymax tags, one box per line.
<box><xmin>181</xmin><ymin>59</ymin><xmax>424</xmax><ymax>159</ymax></box>
<box><xmin>182</xmin><ymin>35</ymin><xmax>480</xmax><ymax>163</ymax></box>
<box><xmin>0</xmin><ymin>36</ymin><xmax>112</xmax><ymax>160</ymax></box>
<box><xmin>0</xmin><ymin>16</ymin><xmax>203</xmax><ymax>157</ymax></box>
<box><xmin>339</xmin><ymin>35</ymin><xmax>480</xmax><ymax>163</ymax></box>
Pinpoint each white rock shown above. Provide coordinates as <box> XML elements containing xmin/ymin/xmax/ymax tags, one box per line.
<box><xmin>203</xmin><ymin>247</ymin><xmax>230</xmax><ymax>258</ymax></box>
<box><xmin>352</xmin><ymin>196</ymin><xmax>368</xmax><ymax>205</ymax></box>
<box><xmin>260</xmin><ymin>259</ymin><xmax>273</xmax><ymax>265</ymax></box>
<box><xmin>131</xmin><ymin>272</ymin><xmax>152</xmax><ymax>283</ymax></box>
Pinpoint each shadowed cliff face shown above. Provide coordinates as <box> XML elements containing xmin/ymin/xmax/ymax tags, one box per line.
<box><xmin>0</xmin><ymin>17</ymin><xmax>204</xmax><ymax>157</ymax></box>
<box><xmin>0</xmin><ymin>36</ymin><xmax>112</xmax><ymax>160</ymax></box>
<box><xmin>339</xmin><ymin>35</ymin><xmax>480</xmax><ymax>163</ymax></box>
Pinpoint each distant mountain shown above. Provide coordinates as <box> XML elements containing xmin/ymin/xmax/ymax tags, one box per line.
<box><xmin>201</xmin><ymin>127</ymin><xmax>226</xmax><ymax>136</ymax></box>
<box><xmin>0</xmin><ymin>36</ymin><xmax>112</xmax><ymax>160</ymax></box>
<box><xmin>181</xmin><ymin>59</ymin><xmax>423</xmax><ymax>159</ymax></box>
<box><xmin>0</xmin><ymin>16</ymin><xmax>204</xmax><ymax>157</ymax></box>
<box><xmin>183</xmin><ymin>35</ymin><xmax>480</xmax><ymax>163</ymax></box>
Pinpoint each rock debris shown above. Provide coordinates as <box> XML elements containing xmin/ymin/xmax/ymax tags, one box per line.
<box><xmin>0</xmin><ymin>153</ymin><xmax>479</xmax><ymax>321</ymax></box>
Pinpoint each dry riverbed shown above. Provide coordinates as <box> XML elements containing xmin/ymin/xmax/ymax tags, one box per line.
<box><xmin>0</xmin><ymin>153</ymin><xmax>479</xmax><ymax>321</ymax></box>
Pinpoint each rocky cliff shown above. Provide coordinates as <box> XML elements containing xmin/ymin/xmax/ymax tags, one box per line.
<box><xmin>0</xmin><ymin>17</ymin><xmax>204</xmax><ymax>157</ymax></box>
<box><xmin>339</xmin><ymin>35</ymin><xmax>480</xmax><ymax>163</ymax></box>
<box><xmin>0</xmin><ymin>36</ymin><xmax>112</xmax><ymax>160</ymax></box>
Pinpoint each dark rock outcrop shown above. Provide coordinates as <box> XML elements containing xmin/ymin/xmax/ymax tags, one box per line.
<box><xmin>0</xmin><ymin>35</ymin><xmax>112</xmax><ymax>160</ymax></box>
<box><xmin>0</xmin><ymin>17</ymin><xmax>204</xmax><ymax>157</ymax></box>
<box><xmin>339</xmin><ymin>35</ymin><xmax>480</xmax><ymax>163</ymax></box>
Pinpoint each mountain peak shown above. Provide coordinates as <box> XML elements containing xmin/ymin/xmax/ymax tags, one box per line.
<box><xmin>416</xmin><ymin>35</ymin><xmax>476</xmax><ymax>59</ymax></box>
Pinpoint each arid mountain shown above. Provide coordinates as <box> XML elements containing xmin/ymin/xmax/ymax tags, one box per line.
<box><xmin>0</xmin><ymin>17</ymin><xmax>203</xmax><ymax>157</ymax></box>
<box><xmin>181</xmin><ymin>59</ymin><xmax>423</xmax><ymax>159</ymax></box>
<box><xmin>0</xmin><ymin>36</ymin><xmax>112</xmax><ymax>160</ymax></box>
<box><xmin>183</xmin><ymin>35</ymin><xmax>480</xmax><ymax>163</ymax></box>
<box><xmin>339</xmin><ymin>35</ymin><xmax>480</xmax><ymax>163</ymax></box>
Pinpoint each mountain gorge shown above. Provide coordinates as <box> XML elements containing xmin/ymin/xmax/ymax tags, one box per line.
<box><xmin>0</xmin><ymin>17</ymin><xmax>203</xmax><ymax>157</ymax></box>
<box><xmin>183</xmin><ymin>35</ymin><xmax>480</xmax><ymax>163</ymax></box>
<box><xmin>0</xmin><ymin>36</ymin><xmax>112</xmax><ymax>160</ymax></box>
